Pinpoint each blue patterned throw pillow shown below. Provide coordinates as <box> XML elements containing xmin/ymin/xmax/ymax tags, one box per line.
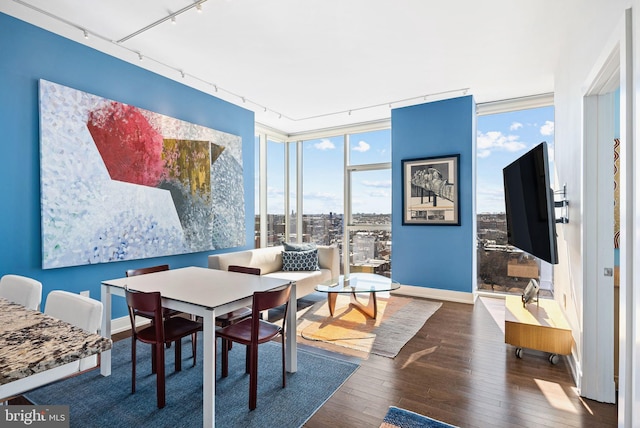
<box><xmin>282</xmin><ymin>249</ymin><xmax>319</xmax><ymax>271</ymax></box>
<box><xmin>282</xmin><ymin>241</ymin><xmax>317</xmax><ymax>252</ymax></box>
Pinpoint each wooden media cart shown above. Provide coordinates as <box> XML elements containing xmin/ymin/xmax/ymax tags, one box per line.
<box><xmin>504</xmin><ymin>295</ymin><xmax>573</xmax><ymax>364</ymax></box>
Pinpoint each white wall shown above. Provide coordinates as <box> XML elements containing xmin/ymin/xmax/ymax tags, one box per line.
<box><xmin>554</xmin><ymin>1</ymin><xmax>637</xmax><ymax>424</ymax></box>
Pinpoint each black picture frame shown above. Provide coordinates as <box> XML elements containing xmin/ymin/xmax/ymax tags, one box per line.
<box><xmin>402</xmin><ymin>154</ymin><xmax>460</xmax><ymax>225</ymax></box>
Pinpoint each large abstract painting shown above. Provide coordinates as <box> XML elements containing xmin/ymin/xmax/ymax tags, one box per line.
<box><xmin>39</xmin><ymin>80</ymin><xmax>245</xmax><ymax>269</ymax></box>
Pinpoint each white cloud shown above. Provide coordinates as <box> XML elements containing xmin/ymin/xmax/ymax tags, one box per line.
<box><xmin>477</xmin><ymin>185</ymin><xmax>507</xmax><ymax>213</ymax></box>
<box><xmin>476</xmin><ymin>130</ymin><xmax>527</xmax><ymax>157</ymax></box>
<box><xmin>366</xmin><ymin>189</ymin><xmax>390</xmax><ymax>198</ymax></box>
<box><xmin>540</xmin><ymin>120</ymin><xmax>554</xmax><ymax>136</ymax></box>
<box><xmin>304</xmin><ymin>191</ymin><xmax>339</xmax><ymax>202</ymax></box>
<box><xmin>361</xmin><ymin>180</ymin><xmax>392</xmax><ymax>188</ymax></box>
<box><xmin>510</xmin><ymin>122</ymin><xmax>523</xmax><ymax>131</ymax></box>
<box><xmin>352</xmin><ymin>140</ymin><xmax>370</xmax><ymax>152</ymax></box>
<box><xmin>314</xmin><ymin>139</ymin><xmax>335</xmax><ymax>150</ymax></box>
<box><xmin>267</xmin><ymin>186</ymin><xmax>283</xmax><ymax>196</ymax></box>
<box><xmin>547</xmin><ymin>143</ymin><xmax>555</xmax><ymax>163</ymax></box>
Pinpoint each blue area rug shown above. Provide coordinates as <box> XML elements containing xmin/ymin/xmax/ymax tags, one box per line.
<box><xmin>26</xmin><ymin>333</ymin><xmax>359</xmax><ymax>428</ymax></box>
<box><xmin>380</xmin><ymin>406</ymin><xmax>458</xmax><ymax>428</ymax></box>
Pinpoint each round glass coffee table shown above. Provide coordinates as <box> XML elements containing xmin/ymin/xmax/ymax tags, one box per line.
<box><xmin>315</xmin><ymin>273</ymin><xmax>400</xmax><ymax>319</ymax></box>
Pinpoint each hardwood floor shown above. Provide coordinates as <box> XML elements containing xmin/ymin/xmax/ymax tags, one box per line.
<box><xmin>10</xmin><ymin>295</ymin><xmax>617</xmax><ymax>427</ymax></box>
<box><xmin>303</xmin><ymin>296</ymin><xmax>618</xmax><ymax>428</ymax></box>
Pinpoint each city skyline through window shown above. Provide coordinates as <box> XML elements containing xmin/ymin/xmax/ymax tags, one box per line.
<box><xmin>476</xmin><ymin>105</ymin><xmax>555</xmax><ymax>296</ymax></box>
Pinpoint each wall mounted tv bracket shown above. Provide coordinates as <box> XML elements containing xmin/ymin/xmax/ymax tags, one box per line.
<box><xmin>554</xmin><ymin>184</ymin><xmax>569</xmax><ymax>224</ymax></box>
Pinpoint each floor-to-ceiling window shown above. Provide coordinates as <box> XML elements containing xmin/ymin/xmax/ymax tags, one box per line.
<box><xmin>254</xmin><ymin>134</ymin><xmax>261</xmax><ymax>247</ymax></box>
<box><xmin>255</xmin><ymin>123</ymin><xmax>391</xmax><ymax>276</ymax></box>
<box><xmin>476</xmin><ymin>104</ymin><xmax>555</xmax><ymax>296</ymax></box>
<box><xmin>301</xmin><ymin>136</ymin><xmax>344</xmax><ymax>248</ymax></box>
<box><xmin>287</xmin><ymin>142</ymin><xmax>298</xmax><ymax>243</ymax></box>
<box><xmin>345</xmin><ymin>129</ymin><xmax>392</xmax><ymax>277</ymax></box>
<box><xmin>266</xmin><ymin>139</ymin><xmax>286</xmax><ymax>246</ymax></box>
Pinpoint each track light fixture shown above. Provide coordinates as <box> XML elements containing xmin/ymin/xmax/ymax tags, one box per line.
<box><xmin>31</xmin><ymin>0</ymin><xmax>470</xmax><ymax>125</ymax></box>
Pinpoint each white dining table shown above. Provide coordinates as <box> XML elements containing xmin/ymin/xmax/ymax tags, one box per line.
<box><xmin>100</xmin><ymin>266</ymin><xmax>295</xmax><ymax>428</ymax></box>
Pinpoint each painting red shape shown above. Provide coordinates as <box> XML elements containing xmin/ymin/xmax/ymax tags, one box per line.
<box><xmin>87</xmin><ymin>102</ymin><xmax>165</xmax><ymax>187</ymax></box>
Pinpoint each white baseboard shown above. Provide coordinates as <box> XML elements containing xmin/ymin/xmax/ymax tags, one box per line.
<box><xmin>107</xmin><ymin>315</ymin><xmax>148</xmax><ymax>335</ymax></box>
<box><xmin>392</xmin><ymin>284</ymin><xmax>475</xmax><ymax>304</ymax></box>
<box><xmin>568</xmin><ymin>350</ymin><xmax>581</xmax><ymax>392</ymax></box>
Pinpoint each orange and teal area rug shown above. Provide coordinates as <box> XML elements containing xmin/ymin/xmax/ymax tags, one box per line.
<box><xmin>380</xmin><ymin>406</ymin><xmax>458</xmax><ymax>428</ymax></box>
<box><xmin>297</xmin><ymin>295</ymin><xmax>442</xmax><ymax>359</ymax></box>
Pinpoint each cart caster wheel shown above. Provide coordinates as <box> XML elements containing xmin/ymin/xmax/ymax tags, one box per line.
<box><xmin>515</xmin><ymin>348</ymin><xmax>523</xmax><ymax>358</ymax></box>
<box><xmin>549</xmin><ymin>354</ymin><xmax>559</xmax><ymax>365</ymax></box>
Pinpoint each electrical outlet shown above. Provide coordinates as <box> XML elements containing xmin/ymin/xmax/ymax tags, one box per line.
<box><xmin>80</xmin><ymin>290</ymin><xmax>90</xmax><ymax>297</ymax></box>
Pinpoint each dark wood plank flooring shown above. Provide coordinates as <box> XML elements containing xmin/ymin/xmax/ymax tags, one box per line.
<box><xmin>303</xmin><ymin>297</ymin><xmax>617</xmax><ymax>428</ymax></box>
<box><xmin>10</xmin><ymin>296</ymin><xmax>617</xmax><ymax>427</ymax></box>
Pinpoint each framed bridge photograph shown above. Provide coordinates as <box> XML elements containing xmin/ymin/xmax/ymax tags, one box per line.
<box><xmin>402</xmin><ymin>154</ymin><xmax>460</xmax><ymax>225</ymax></box>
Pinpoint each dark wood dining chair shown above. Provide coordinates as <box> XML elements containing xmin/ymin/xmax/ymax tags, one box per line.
<box><xmin>125</xmin><ymin>265</ymin><xmax>180</xmax><ymax>318</ymax></box>
<box><xmin>126</xmin><ymin>264</ymin><xmax>188</xmax><ymax>349</ymax></box>
<box><xmin>215</xmin><ymin>265</ymin><xmax>260</xmax><ymax>334</ymax></box>
<box><xmin>216</xmin><ymin>283</ymin><xmax>292</xmax><ymax>410</ymax></box>
<box><xmin>125</xmin><ymin>289</ymin><xmax>203</xmax><ymax>409</ymax></box>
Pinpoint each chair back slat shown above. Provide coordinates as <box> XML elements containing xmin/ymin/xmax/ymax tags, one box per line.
<box><xmin>126</xmin><ymin>290</ymin><xmax>165</xmax><ymax>342</ymax></box>
<box><xmin>252</xmin><ymin>285</ymin><xmax>291</xmax><ymax>313</ymax></box>
<box><xmin>126</xmin><ymin>264</ymin><xmax>169</xmax><ymax>277</ymax></box>
<box><xmin>228</xmin><ymin>265</ymin><xmax>261</xmax><ymax>275</ymax></box>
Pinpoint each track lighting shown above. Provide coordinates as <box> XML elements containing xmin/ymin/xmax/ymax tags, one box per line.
<box><xmin>66</xmin><ymin>0</ymin><xmax>469</xmax><ymax>125</ymax></box>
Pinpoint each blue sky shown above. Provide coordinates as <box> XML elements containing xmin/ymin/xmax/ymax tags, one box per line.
<box><xmin>477</xmin><ymin>105</ymin><xmax>555</xmax><ymax>213</ymax></box>
<box><xmin>259</xmin><ymin>105</ymin><xmax>554</xmax><ymax>215</ymax></box>
<box><xmin>261</xmin><ymin>129</ymin><xmax>392</xmax><ymax>215</ymax></box>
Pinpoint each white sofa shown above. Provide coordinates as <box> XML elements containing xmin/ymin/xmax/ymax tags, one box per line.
<box><xmin>208</xmin><ymin>245</ymin><xmax>340</xmax><ymax>299</ymax></box>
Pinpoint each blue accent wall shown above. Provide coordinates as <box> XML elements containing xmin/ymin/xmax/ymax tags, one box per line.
<box><xmin>391</xmin><ymin>96</ymin><xmax>476</xmax><ymax>293</ymax></box>
<box><xmin>0</xmin><ymin>13</ymin><xmax>255</xmax><ymax>318</ymax></box>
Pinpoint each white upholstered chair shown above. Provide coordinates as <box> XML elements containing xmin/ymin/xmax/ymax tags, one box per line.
<box><xmin>44</xmin><ymin>290</ymin><xmax>103</xmax><ymax>371</ymax></box>
<box><xmin>0</xmin><ymin>274</ymin><xmax>42</xmax><ymax>310</ymax></box>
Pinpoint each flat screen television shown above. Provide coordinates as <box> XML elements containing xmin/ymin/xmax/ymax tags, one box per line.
<box><xmin>503</xmin><ymin>142</ymin><xmax>558</xmax><ymax>265</ymax></box>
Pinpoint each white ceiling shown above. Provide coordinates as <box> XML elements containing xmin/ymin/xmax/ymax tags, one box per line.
<box><xmin>0</xmin><ymin>0</ymin><xmax>618</xmax><ymax>134</ymax></box>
